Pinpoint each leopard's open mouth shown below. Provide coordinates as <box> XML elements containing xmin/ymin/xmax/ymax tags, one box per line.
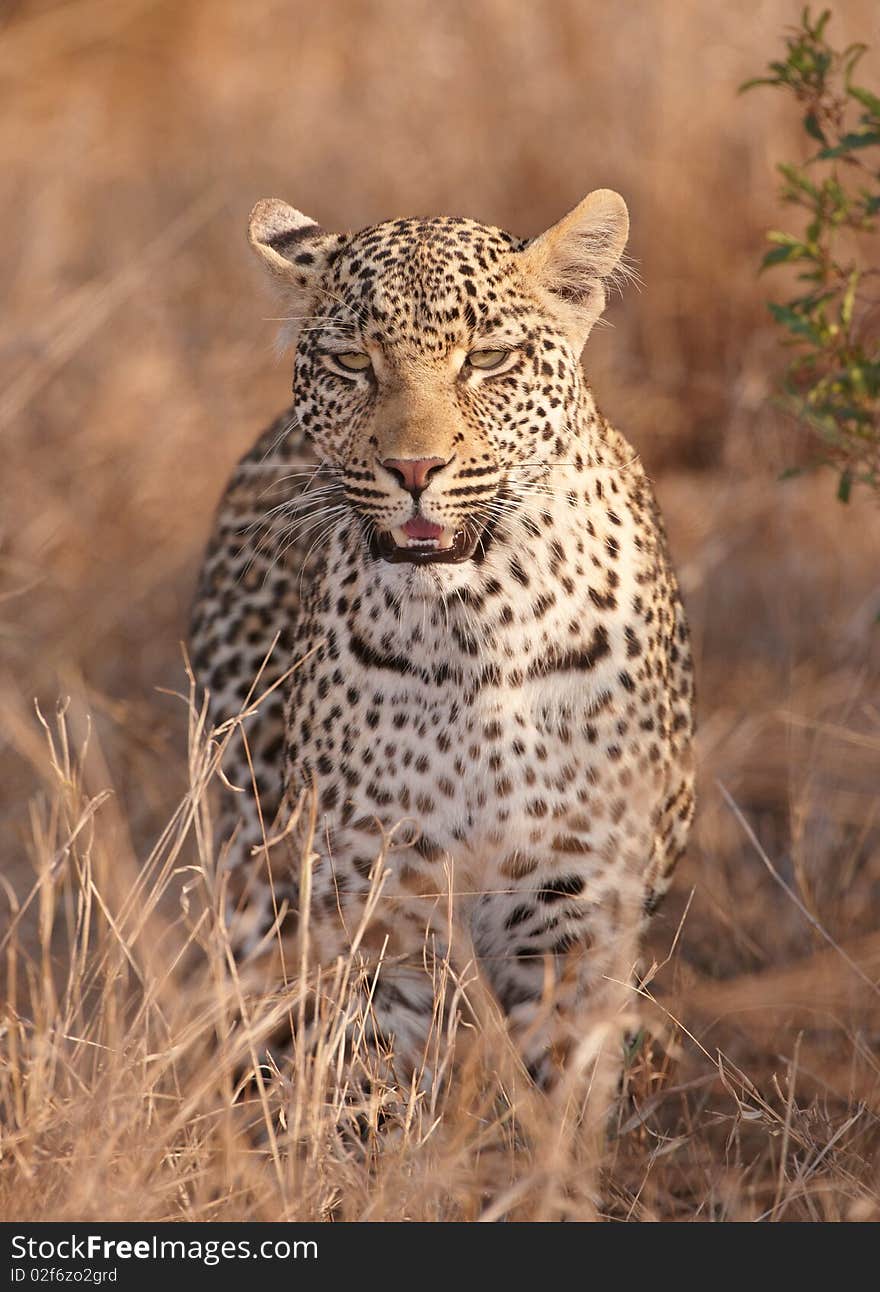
<box><xmin>372</xmin><ymin>516</ymin><xmax>490</xmax><ymax>565</ymax></box>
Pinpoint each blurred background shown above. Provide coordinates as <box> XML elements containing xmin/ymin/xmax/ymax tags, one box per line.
<box><xmin>2</xmin><ymin>0</ymin><xmax>879</xmax><ymax>1217</ymax></box>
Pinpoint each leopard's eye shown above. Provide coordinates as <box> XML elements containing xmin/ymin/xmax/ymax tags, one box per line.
<box><xmin>332</xmin><ymin>352</ymin><xmax>372</xmax><ymax>373</ymax></box>
<box><xmin>467</xmin><ymin>349</ymin><xmax>512</xmax><ymax>371</ymax></box>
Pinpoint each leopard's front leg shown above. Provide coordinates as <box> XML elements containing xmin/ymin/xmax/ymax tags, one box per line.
<box><xmin>472</xmin><ymin>827</ymin><xmax>648</xmax><ymax>1109</ymax></box>
<box><xmin>232</xmin><ymin>812</ymin><xmax>473</xmax><ymax>1100</ymax></box>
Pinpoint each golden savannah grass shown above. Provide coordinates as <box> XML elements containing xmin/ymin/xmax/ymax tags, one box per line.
<box><xmin>2</xmin><ymin>0</ymin><xmax>879</xmax><ymax>1221</ymax></box>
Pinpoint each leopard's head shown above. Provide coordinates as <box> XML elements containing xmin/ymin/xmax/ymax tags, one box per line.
<box><xmin>249</xmin><ymin>193</ymin><xmax>629</xmax><ymax>588</ymax></box>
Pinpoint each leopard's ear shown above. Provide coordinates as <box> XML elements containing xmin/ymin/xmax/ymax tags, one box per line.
<box><xmin>519</xmin><ymin>189</ymin><xmax>630</xmax><ymax>347</ymax></box>
<box><xmin>249</xmin><ymin>199</ymin><xmax>334</xmax><ymax>280</ymax></box>
<box><xmin>248</xmin><ymin>199</ymin><xmax>343</xmax><ymax>344</ymax></box>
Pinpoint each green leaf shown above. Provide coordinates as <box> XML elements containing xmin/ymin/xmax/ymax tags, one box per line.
<box><xmin>765</xmin><ymin>230</ymin><xmax>805</xmax><ymax>245</ymax></box>
<box><xmin>813</xmin><ymin>9</ymin><xmax>832</xmax><ymax>41</ymax></box>
<box><xmin>848</xmin><ymin>84</ymin><xmax>880</xmax><ymax>117</ymax></box>
<box><xmin>813</xmin><ymin>404</ymin><xmax>873</xmax><ymax>425</ymax></box>
<box><xmin>843</xmin><ymin>43</ymin><xmax>868</xmax><ymax>81</ymax></box>
<box><xmin>840</xmin><ymin>270</ymin><xmax>859</xmax><ymax>327</ymax></box>
<box><xmin>739</xmin><ymin>76</ymin><xmax>781</xmax><ymax>93</ymax></box>
<box><xmin>804</xmin><ymin>111</ymin><xmax>827</xmax><ymax>143</ymax></box>
<box><xmin>815</xmin><ymin>363</ymin><xmax>880</xmax><ymax>395</ymax></box>
<box><xmin>789</xmin><ymin>289</ymin><xmax>836</xmax><ymax>311</ymax></box>
<box><xmin>818</xmin><ymin>130</ymin><xmax>880</xmax><ymax>159</ymax></box>
<box><xmin>837</xmin><ymin>470</ymin><xmax>852</xmax><ymax>502</ymax></box>
<box><xmin>778</xmin><ymin>163</ymin><xmax>820</xmax><ymax>199</ymax></box>
<box><xmin>760</xmin><ymin>246</ymin><xmax>792</xmax><ymax>270</ymax></box>
<box><xmin>760</xmin><ymin>244</ymin><xmax>809</xmax><ymax>270</ymax></box>
<box><xmin>768</xmin><ymin>302</ymin><xmax>824</xmax><ymax>341</ymax></box>
<box><xmin>822</xmin><ymin>176</ymin><xmax>847</xmax><ymax>206</ymax></box>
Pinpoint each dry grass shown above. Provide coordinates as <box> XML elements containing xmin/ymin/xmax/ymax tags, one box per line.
<box><xmin>2</xmin><ymin>0</ymin><xmax>880</xmax><ymax>1221</ymax></box>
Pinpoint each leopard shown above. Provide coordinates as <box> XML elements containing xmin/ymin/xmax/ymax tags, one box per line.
<box><xmin>189</xmin><ymin>189</ymin><xmax>695</xmax><ymax>1119</ymax></box>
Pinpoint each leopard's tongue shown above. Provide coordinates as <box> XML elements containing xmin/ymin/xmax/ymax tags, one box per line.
<box><xmin>402</xmin><ymin>517</ymin><xmax>444</xmax><ymax>540</ymax></box>
<box><xmin>391</xmin><ymin>517</ymin><xmax>457</xmax><ymax>551</ymax></box>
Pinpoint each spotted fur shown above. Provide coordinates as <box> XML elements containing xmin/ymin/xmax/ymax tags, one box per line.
<box><xmin>190</xmin><ymin>191</ymin><xmax>695</xmax><ymax>1093</ymax></box>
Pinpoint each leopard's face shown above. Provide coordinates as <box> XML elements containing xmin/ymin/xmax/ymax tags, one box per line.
<box><xmin>248</xmin><ymin>194</ymin><xmax>629</xmax><ymax>593</ymax></box>
<box><xmin>292</xmin><ymin>219</ymin><xmax>584</xmax><ymax>580</ymax></box>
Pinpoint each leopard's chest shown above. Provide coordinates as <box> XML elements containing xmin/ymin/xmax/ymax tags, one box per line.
<box><xmin>285</xmin><ymin>477</ymin><xmax>670</xmax><ymax>856</ymax></box>
<box><xmin>288</xmin><ymin>611</ymin><xmax>663</xmax><ymax>859</ymax></box>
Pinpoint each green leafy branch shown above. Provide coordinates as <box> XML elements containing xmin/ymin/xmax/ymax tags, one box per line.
<box><xmin>742</xmin><ymin>6</ymin><xmax>880</xmax><ymax>500</ymax></box>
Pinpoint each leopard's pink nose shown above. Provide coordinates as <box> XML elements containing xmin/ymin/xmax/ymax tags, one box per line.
<box><xmin>381</xmin><ymin>456</ymin><xmax>448</xmax><ymax>496</ymax></box>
